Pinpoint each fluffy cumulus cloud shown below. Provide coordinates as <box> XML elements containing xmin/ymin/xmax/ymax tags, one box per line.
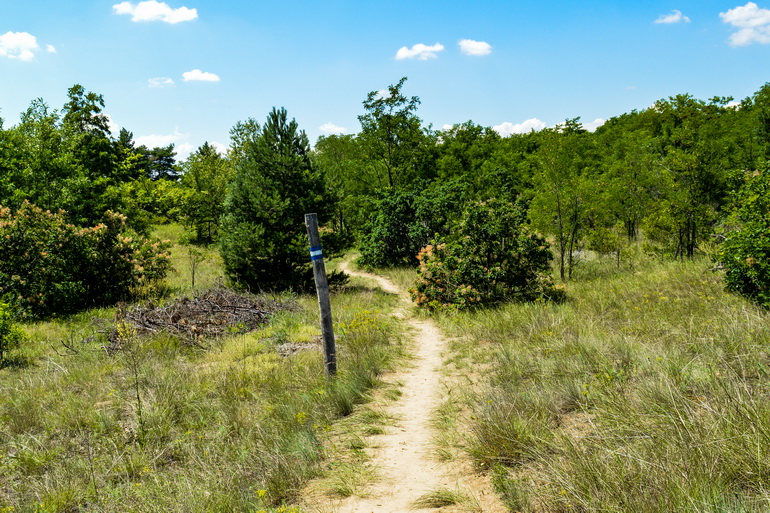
<box><xmin>458</xmin><ymin>39</ymin><xmax>492</xmax><ymax>56</ymax></box>
<box><xmin>319</xmin><ymin>122</ymin><xmax>347</xmax><ymax>135</ymax></box>
<box><xmin>46</xmin><ymin>44</ymin><xmax>57</xmax><ymax>54</ymax></box>
<box><xmin>720</xmin><ymin>2</ymin><xmax>770</xmax><ymax>46</ymax></box>
<box><xmin>493</xmin><ymin>118</ymin><xmax>546</xmax><ymax>137</ymax></box>
<box><xmin>113</xmin><ymin>1</ymin><xmax>198</xmax><ymax>24</ymax></box>
<box><xmin>654</xmin><ymin>9</ymin><xmax>691</xmax><ymax>24</ymax></box>
<box><xmin>182</xmin><ymin>69</ymin><xmax>220</xmax><ymax>82</ymax></box>
<box><xmin>583</xmin><ymin>118</ymin><xmax>606</xmax><ymax>132</ymax></box>
<box><xmin>0</xmin><ymin>31</ymin><xmax>40</xmax><ymax>61</ymax></box>
<box><xmin>148</xmin><ymin>76</ymin><xmax>175</xmax><ymax>88</ymax></box>
<box><xmin>395</xmin><ymin>43</ymin><xmax>445</xmax><ymax>60</ymax></box>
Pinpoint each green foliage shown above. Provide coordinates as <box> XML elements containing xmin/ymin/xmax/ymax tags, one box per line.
<box><xmin>220</xmin><ymin>107</ymin><xmax>342</xmax><ymax>291</ymax></box>
<box><xmin>411</xmin><ymin>200</ymin><xmax>561</xmax><ymax>310</ymax></box>
<box><xmin>357</xmin><ymin>182</ymin><xmax>465</xmax><ymax>268</ymax></box>
<box><xmin>719</xmin><ymin>169</ymin><xmax>770</xmax><ymax>307</ymax></box>
<box><xmin>178</xmin><ymin>142</ymin><xmax>233</xmax><ymax>243</ymax></box>
<box><xmin>0</xmin><ymin>301</ymin><xmax>25</xmax><ymax>362</ymax></box>
<box><xmin>0</xmin><ymin>281</ymin><xmax>403</xmax><ymax>510</ymax></box>
<box><xmin>528</xmin><ymin>120</ymin><xmax>597</xmax><ymax>281</ymax></box>
<box><xmin>437</xmin><ymin>258</ymin><xmax>770</xmax><ymax>512</ymax></box>
<box><xmin>312</xmin><ymin>134</ymin><xmax>373</xmax><ymax>238</ymax></box>
<box><xmin>358</xmin><ymin>77</ymin><xmax>427</xmax><ymax>190</ymax></box>
<box><xmin>0</xmin><ymin>202</ymin><xmax>172</xmax><ymax>317</ymax></box>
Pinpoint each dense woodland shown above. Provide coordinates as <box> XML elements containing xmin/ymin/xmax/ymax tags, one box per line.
<box><xmin>1</xmin><ymin>78</ymin><xmax>769</xmax><ymax>316</ymax></box>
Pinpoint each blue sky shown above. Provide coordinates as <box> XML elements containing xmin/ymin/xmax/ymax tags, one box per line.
<box><xmin>1</xmin><ymin>1</ymin><xmax>770</xmax><ymax>159</ymax></box>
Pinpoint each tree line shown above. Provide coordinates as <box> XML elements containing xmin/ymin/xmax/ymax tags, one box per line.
<box><xmin>1</xmin><ymin>78</ymin><xmax>769</xmax><ymax>316</ymax></box>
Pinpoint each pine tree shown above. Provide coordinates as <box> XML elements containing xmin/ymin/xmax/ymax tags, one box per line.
<box><xmin>219</xmin><ymin>107</ymin><xmax>337</xmax><ymax>291</ymax></box>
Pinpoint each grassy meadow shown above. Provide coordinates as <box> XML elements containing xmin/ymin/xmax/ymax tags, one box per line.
<box><xmin>0</xmin><ymin>226</ymin><xmax>404</xmax><ymax>512</ymax></box>
<box><xmin>428</xmin><ymin>254</ymin><xmax>770</xmax><ymax>512</ymax></box>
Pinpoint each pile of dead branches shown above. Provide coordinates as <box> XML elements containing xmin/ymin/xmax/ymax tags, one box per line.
<box><xmin>112</xmin><ymin>287</ymin><xmax>291</xmax><ymax>348</ymax></box>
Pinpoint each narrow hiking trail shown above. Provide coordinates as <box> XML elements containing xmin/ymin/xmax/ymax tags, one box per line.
<box><xmin>301</xmin><ymin>263</ymin><xmax>507</xmax><ymax>513</ymax></box>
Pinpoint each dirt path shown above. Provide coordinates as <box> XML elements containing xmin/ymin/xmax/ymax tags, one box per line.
<box><xmin>301</xmin><ymin>263</ymin><xmax>506</xmax><ymax>513</ymax></box>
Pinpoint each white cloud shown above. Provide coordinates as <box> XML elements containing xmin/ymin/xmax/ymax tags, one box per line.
<box><xmin>148</xmin><ymin>76</ymin><xmax>175</xmax><ymax>88</ymax></box>
<box><xmin>395</xmin><ymin>42</ymin><xmax>444</xmax><ymax>60</ymax></box>
<box><xmin>721</xmin><ymin>2</ymin><xmax>770</xmax><ymax>46</ymax></box>
<box><xmin>46</xmin><ymin>44</ymin><xmax>56</xmax><ymax>54</ymax></box>
<box><xmin>182</xmin><ymin>69</ymin><xmax>220</xmax><ymax>82</ymax></box>
<box><xmin>493</xmin><ymin>118</ymin><xmax>546</xmax><ymax>137</ymax></box>
<box><xmin>104</xmin><ymin>114</ymin><xmax>121</xmax><ymax>135</ymax></box>
<box><xmin>135</xmin><ymin>129</ymin><xmax>194</xmax><ymax>159</ymax></box>
<box><xmin>135</xmin><ymin>132</ymin><xmax>183</xmax><ymax>148</ymax></box>
<box><xmin>458</xmin><ymin>38</ymin><xmax>492</xmax><ymax>56</ymax></box>
<box><xmin>113</xmin><ymin>1</ymin><xmax>198</xmax><ymax>24</ymax></box>
<box><xmin>0</xmin><ymin>31</ymin><xmax>39</xmax><ymax>61</ymax></box>
<box><xmin>319</xmin><ymin>122</ymin><xmax>347</xmax><ymax>135</ymax></box>
<box><xmin>654</xmin><ymin>9</ymin><xmax>691</xmax><ymax>24</ymax></box>
<box><xmin>442</xmin><ymin>124</ymin><xmax>454</xmax><ymax>131</ymax></box>
<box><xmin>583</xmin><ymin>118</ymin><xmax>606</xmax><ymax>132</ymax></box>
<box><xmin>210</xmin><ymin>141</ymin><xmax>229</xmax><ymax>154</ymax></box>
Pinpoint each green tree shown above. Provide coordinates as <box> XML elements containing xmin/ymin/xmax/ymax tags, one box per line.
<box><xmin>136</xmin><ymin>144</ymin><xmax>179</xmax><ymax>181</ymax></box>
<box><xmin>646</xmin><ymin>95</ymin><xmax>731</xmax><ymax>258</ymax></box>
<box><xmin>719</xmin><ymin>169</ymin><xmax>770</xmax><ymax>307</ymax></box>
<box><xmin>358</xmin><ymin>77</ymin><xmax>427</xmax><ymax>190</ymax></box>
<box><xmin>357</xmin><ymin>182</ymin><xmax>464</xmax><ymax>268</ymax></box>
<box><xmin>179</xmin><ymin>142</ymin><xmax>233</xmax><ymax>243</ymax></box>
<box><xmin>61</xmin><ymin>84</ymin><xmax>124</xmax><ymax>226</ymax></box>
<box><xmin>6</xmin><ymin>99</ymin><xmax>70</xmax><ymax>211</ymax></box>
<box><xmin>220</xmin><ymin>107</ymin><xmax>340</xmax><ymax>291</ymax></box>
<box><xmin>529</xmin><ymin>119</ymin><xmax>597</xmax><ymax>281</ymax></box>
<box><xmin>312</xmin><ymin>134</ymin><xmax>372</xmax><ymax>237</ymax></box>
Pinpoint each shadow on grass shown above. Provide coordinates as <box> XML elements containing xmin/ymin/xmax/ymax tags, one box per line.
<box><xmin>0</xmin><ymin>355</ymin><xmax>32</xmax><ymax>370</ymax></box>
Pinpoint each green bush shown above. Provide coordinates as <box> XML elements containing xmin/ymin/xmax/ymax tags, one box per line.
<box><xmin>0</xmin><ymin>301</ymin><xmax>25</xmax><ymax>362</ymax></box>
<box><xmin>410</xmin><ymin>200</ymin><xmax>562</xmax><ymax>310</ymax></box>
<box><xmin>719</xmin><ymin>169</ymin><xmax>770</xmax><ymax>307</ymax></box>
<box><xmin>357</xmin><ymin>182</ymin><xmax>464</xmax><ymax>268</ymax></box>
<box><xmin>0</xmin><ymin>201</ymin><xmax>172</xmax><ymax>317</ymax></box>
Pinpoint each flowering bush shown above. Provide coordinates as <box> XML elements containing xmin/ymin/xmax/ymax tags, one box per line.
<box><xmin>0</xmin><ymin>201</ymin><xmax>172</xmax><ymax>317</ymax></box>
<box><xmin>410</xmin><ymin>200</ymin><xmax>564</xmax><ymax>310</ymax></box>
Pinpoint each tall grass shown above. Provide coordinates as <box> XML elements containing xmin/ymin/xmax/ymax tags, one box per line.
<box><xmin>0</xmin><ymin>230</ymin><xmax>404</xmax><ymax>512</ymax></box>
<box><xmin>436</xmin><ymin>256</ymin><xmax>770</xmax><ymax>512</ymax></box>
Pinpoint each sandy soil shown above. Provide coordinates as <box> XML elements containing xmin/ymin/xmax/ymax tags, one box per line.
<box><xmin>300</xmin><ymin>263</ymin><xmax>507</xmax><ymax>513</ymax></box>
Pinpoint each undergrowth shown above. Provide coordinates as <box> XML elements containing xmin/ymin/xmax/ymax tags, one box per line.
<box><xmin>0</xmin><ymin>230</ymin><xmax>403</xmax><ymax>512</ymax></box>
<box><xmin>436</xmin><ymin>255</ymin><xmax>770</xmax><ymax>512</ymax></box>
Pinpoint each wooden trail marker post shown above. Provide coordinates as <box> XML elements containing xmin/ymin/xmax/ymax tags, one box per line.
<box><xmin>305</xmin><ymin>213</ymin><xmax>337</xmax><ymax>377</ymax></box>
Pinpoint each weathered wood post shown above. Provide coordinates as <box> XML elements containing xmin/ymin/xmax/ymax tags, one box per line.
<box><xmin>305</xmin><ymin>213</ymin><xmax>337</xmax><ymax>377</ymax></box>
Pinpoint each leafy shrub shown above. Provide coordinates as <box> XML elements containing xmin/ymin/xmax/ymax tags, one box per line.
<box><xmin>0</xmin><ymin>301</ymin><xmax>25</xmax><ymax>362</ymax></box>
<box><xmin>0</xmin><ymin>201</ymin><xmax>172</xmax><ymax>317</ymax></box>
<box><xmin>410</xmin><ymin>200</ymin><xmax>563</xmax><ymax>310</ymax></box>
<box><xmin>719</xmin><ymin>170</ymin><xmax>770</xmax><ymax>307</ymax></box>
<box><xmin>357</xmin><ymin>182</ymin><xmax>464</xmax><ymax>268</ymax></box>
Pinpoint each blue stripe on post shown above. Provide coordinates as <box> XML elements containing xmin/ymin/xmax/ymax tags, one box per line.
<box><xmin>309</xmin><ymin>246</ymin><xmax>323</xmax><ymax>261</ymax></box>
